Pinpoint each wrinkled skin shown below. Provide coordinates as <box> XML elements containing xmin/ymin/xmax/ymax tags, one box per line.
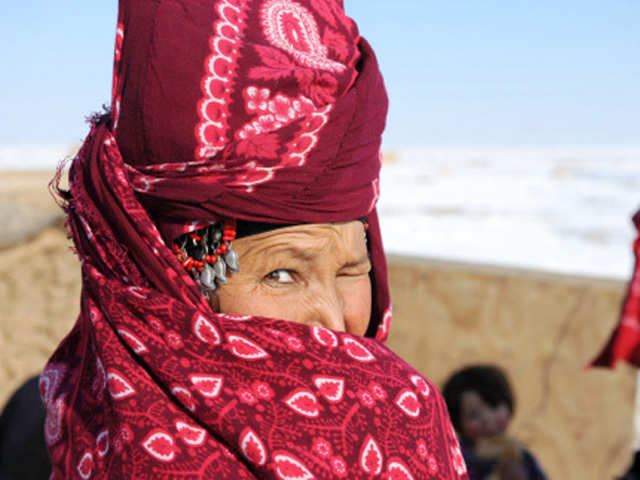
<box><xmin>213</xmin><ymin>221</ymin><xmax>372</xmax><ymax>336</ymax></box>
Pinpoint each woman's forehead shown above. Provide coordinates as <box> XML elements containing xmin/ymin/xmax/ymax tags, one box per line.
<box><xmin>234</xmin><ymin>221</ymin><xmax>367</xmax><ymax>259</ymax></box>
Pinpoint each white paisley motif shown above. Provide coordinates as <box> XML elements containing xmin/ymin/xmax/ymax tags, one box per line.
<box><xmin>112</xmin><ymin>23</ymin><xmax>124</xmax><ymax>132</ymax></box>
<box><xmin>377</xmin><ymin>306</ymin><xmax>392</xmax><ymax>340</ymax></box>
<box><xmin>261</xmin><ymin>0</ymin><xmax>345</xmax><ymax>72</ymax></box>
<box><xmin>44</xmin><ymin>396</ymin><xmax>67</xmax><ymax>447</ymax></box>
<box><xmin>283</xmin><ymin>104</ymin><xmax>333</xmax><ymax>167</ymax></box>
<box><xmin>40</xmin><ymin>363</ymin><xmax>66</xmax><ymax>404</ymax></box>
<box><xmin>195</xmin><ymin>0</ymin><xmax>250</xmax><ymax>159</ymax></box>
<box><xmin>39</xmin><ymin>363</ymin><xmax>69</xmax><ymax>446</ymax></box>
<box><xmin>369</xmin><ymin>178</ymin><xmax>380</xmax><ymax>213</ymax></box>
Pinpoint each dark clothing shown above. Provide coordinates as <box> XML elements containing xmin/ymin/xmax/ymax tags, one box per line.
<box><xmin>0</xmin><ymin>375</ymin><xmax>50</xmax><ymax>480</ymax></box>
<box><xmin>461</xmin><ymin>439</ymin><xmax>547</xmax><ymax>480</ymax></box>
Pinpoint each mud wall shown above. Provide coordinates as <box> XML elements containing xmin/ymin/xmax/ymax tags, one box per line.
<box><xmin>387</xmin><ymin>255</ymin><xmax>633</xmax><ymax>479</ymax></box>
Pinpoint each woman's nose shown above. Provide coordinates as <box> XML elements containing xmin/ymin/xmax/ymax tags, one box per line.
<box><xmin>306</xmin><ymin>284</ymin><xmax>346</xmax><ymax>332</ymax></box>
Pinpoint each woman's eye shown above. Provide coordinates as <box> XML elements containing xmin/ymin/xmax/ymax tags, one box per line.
<box><xmin>265</xmin><ymin>269</ymin><xmax>295</xmax><ymax>284</ymax></box>
<box><xmin>339</xmin><ymin>270</ymin><xmax>369</xmax><ymax>277</ymax></box>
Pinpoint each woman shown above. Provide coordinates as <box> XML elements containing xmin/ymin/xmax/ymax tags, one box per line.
<box><xmin>42</xmin><ymin>0</ymin><xmax>468</xmax><ymax>478</ymax></box>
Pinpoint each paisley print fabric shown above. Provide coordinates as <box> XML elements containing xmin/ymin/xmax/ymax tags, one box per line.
<box><xmin>112</xmin><ymin>0</ymin><xmax>384</xmax><ymax>246</ymax></box>
<box><xmin>592</xmin><ymin>209</ymin><xmax>640</xmax><ymax>367</ymax></box>
<box><xmin>42</xmin><ymin>0</ymin><xmax>469</xmax><ymax>478</ymax></box>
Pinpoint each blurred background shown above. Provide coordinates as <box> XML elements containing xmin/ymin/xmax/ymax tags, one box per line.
<box><xmin>1</xmin><ymin>1</ymin><xmax>639</xmax><ymax>478</ymax></box>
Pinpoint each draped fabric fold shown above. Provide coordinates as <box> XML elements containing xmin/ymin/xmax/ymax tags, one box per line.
<box><xmin>42</xmin><ymin>0</ymin><xmax>469</xmax><ymax>478</ymax></box>
<box><xmin>591</xmin><ymin>209</ymin><xmax>640</xmax><ymax>368</ymax></box>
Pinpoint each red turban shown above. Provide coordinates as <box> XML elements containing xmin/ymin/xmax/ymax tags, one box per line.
<box><xmin>42</xmin><ymin>1</ymin><xmax>469</xmax><ymax>478</ymax></box>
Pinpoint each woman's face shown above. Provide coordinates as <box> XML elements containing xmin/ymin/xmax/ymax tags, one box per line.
<box><xmin>214</xmin><ymin>221</ymin><xmax>372</xmax><ymax>336</ymax></box>
<box><xmin>459</xmin><ymin>391</ymin><xmax>511</xmax><ymax>440</ymax></box>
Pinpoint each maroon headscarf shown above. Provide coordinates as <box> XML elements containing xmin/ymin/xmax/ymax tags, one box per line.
<box><xmin>592</xmin><ymin>209</ymin><xmax>640</xmax><ymax>367</ymax></box>
<box><xmin>42</xmin><ymin>1</ymin><xmax>468</xmax><ymax>478</ymax></box>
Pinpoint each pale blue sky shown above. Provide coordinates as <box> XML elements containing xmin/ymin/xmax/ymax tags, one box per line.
<box><xmin>1</xmin><ymin>1</ymin><xmax>638</xmax><ymax>148</ymax></box>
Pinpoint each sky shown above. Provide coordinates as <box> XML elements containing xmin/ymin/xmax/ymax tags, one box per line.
<box><xmin>1</xmin><ymin>1</ymin><xmax>638</xmax><ymax>149</ymax></box>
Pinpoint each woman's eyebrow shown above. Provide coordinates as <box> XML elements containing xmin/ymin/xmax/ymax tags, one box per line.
<box><xmin>252</xmin><ymin>244</ymin><xmax>318</xmax><ymax>263</ymax></box>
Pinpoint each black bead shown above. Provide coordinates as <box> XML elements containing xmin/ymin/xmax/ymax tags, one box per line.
<box><xmin>192</xmin><ymin>245</ymin><xmax>206</xmax><ymax>260</ymax></box>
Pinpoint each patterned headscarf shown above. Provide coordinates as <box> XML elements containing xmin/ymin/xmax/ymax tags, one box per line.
<box><xmin>41</xmin><ymin>1</ymin><xmax>469</xmax><ymax>478</ymax></box>
<box><xmin>592</xmin><ymin>209</ymin><xmax>640</xmax><ymax>367</ymax></box>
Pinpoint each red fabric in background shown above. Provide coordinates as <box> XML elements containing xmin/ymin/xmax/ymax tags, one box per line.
<box><xmin>41</xmin><ymin>0</ymin><xmax>469</xmax><ymax>478</ymax></box>
<box><xmin>592</xmin><ymin>209</ymin><xmax>640</xmax><ymax>368</ymax></box>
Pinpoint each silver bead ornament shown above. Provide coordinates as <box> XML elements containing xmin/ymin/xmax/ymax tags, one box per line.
<box><xmin>200</xmin><ymin>264</ymin><xmax>217</xmax><ymax>290</ymax></box>
<box><xmin>224</xmin><ymin>247</ymin><xmax>240</xmax><ymax>272</ymax></box>
<box><xmin>213</xmin><ymin>257</ymin><xmax>227</xmax><ymax>285</ymax></box>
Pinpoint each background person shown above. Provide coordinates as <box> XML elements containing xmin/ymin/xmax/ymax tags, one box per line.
<box><xmin>443</xmin><ymin>365</ymin><xmax>546</xmax><ymax>480</ymax></box>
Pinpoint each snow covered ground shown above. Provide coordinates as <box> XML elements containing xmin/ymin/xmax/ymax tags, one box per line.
<box><xmin>0</xmin><ymin>146</ymin><xmax>72</xmax><ymax>171</ymax></box>
<box><xmin>379</xmin><ymin>147</ymin><xmax>640</xmax><ymax>279</ymax></box>
<box><xmin>1</xmin><ymin>145</ymin><xmax>638</xmax><ymax>279</ymax></box>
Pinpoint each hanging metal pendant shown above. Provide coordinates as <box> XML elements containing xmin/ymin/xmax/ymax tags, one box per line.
<box><xmin>224</xmin><ymin>247</ymin><xmax>240</xmax><ymax>272</ymax></box>
<box><xmin>200</xmin><ymin>263</ymin><xmax>217</xmax><ymax>290</ymax></box>
<box><xmin>212</xmin><ymin>228</ymin><xmax>222</xmax><ymax>244</ymax></box>
<box><xmin>213</xmin><ymin>257</ymin><xmax>227</xmax><ymax>285</ymax></box>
